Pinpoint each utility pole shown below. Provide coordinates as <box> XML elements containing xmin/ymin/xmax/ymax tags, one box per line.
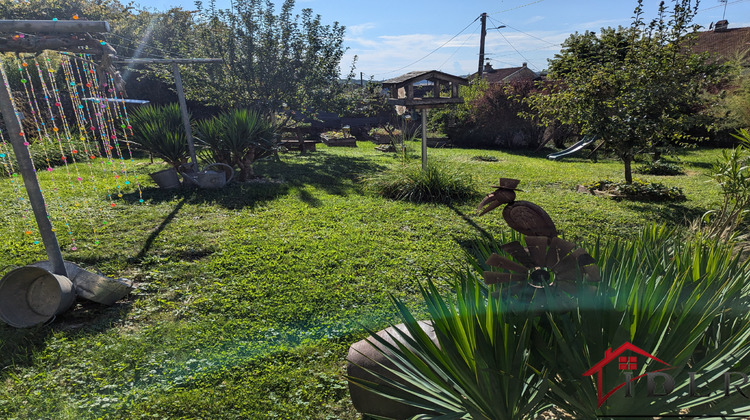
<box><xmin>478</xmin><ymin>12</ymin><xmax>487</xmax><ymax>78</ymax></box>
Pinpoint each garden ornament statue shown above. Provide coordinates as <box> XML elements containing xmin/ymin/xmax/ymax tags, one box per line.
<box><xmin>476</xmin><ymin>178</ymin><xmax>600</xmax><ymax>303</ymax></box>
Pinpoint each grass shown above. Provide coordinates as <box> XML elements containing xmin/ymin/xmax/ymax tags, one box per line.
<box><xmin>0</xmin><ymin>143</ymin><xmax>730</xmax><ymax>418</ymax></box>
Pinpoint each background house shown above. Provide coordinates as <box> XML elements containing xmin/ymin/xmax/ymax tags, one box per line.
<box><xmin>692</xmin><ymin>20</ymin><xmax>750</xmax><ymax>64</ymax></box>
<box><xmin>475</xmin><ymin>62</ymin><xmax>540</xmax><ymax>84</ymax></box>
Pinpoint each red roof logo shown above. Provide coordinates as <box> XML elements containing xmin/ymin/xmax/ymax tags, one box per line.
<box><xmin>582</xmin><ymin>342</ymin><xmax>673</xmax><ymax>408</ymax></box>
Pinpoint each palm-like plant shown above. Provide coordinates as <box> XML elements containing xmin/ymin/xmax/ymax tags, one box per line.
<box><xmin>129</xmin><ymin>103</ymin><xmax>190</xmax><ymax>169</ymax></box>
<box><xmin>348</xmin><ymin>276</ymin><xmax>550</xmax><ymax>419</ymax></box>
<box><xmin>195</xmin><ymin>109</ymin><xmax>277</xmax><ymax>182</ymax></box>
<box><xmin>354</xmin><ymin>225</ymin><xmax>750</xmax><ymax>419</ymax></box>
<box><xmin>536</xmin><ymin>225</ymin><xmax>750</xmax><ymax>418</ymax></box>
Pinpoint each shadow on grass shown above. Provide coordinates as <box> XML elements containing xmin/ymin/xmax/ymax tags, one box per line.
<box><xmin>0</xmin><ymin>299</ymin><xmax>132</xmax><ymax>369</ymax></box>
<box><xmin>120</xmin><ymin>152</ymin><xmax>386</xmax><ymax>210</ymax></box>
<box><xmin>447</xmin><ymin>203</ymin><xmax>495</xmax><ymax>242</ymax></box>
<box><xmin>682</xmin><ymin>160</ymin><xmax>715</xmax><ymax>170</ymax></box>
<box><xmin>135</xmin><ymin>198</ymin><xmax>187</xmax><ymax>261</ymax></box>
<box><xmin>621</xmin><ymin>201</ymin><xmax>706</xmax><ymax>226</ymax></box>
<box><xmin>260</xmin><ymin>152</ymin><xmax>387</xmax><ymax>196</ymax></box>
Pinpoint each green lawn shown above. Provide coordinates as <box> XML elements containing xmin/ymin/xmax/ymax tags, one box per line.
<box><xmin>0</xmin><ymin>143</ymin><xmax>728</xmax><ymax>419</ymax></box>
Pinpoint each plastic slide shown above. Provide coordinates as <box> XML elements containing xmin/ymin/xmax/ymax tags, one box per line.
<box><xmin>547</xmin><ymin>135</ymin><xmax>597</xmax><ymax>160</ymax></box>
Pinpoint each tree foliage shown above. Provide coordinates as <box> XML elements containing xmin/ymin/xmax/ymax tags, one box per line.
<box><xmin>707</xmin><ymin>49</ymin><xmax>750</xmax><ymax>136</ymax></box>
<box><xmin>430</xmin><ymin>78</ymin><xmax>546</xmax><ymax>149</ymax></box>
<box><xmin>528</xmin><ymin>0</ymin><xmax>725</xmax><ymax>183</ymax></box>
<box><xmin>0</xmin><ymin>0</ymin><xmax>132</xmax><ymax>21</ymax></box>
<box><xmin>1</xmin><ymin>0</ymin><xmax>350</xmax><ymax>116</ymax></box>
<box><xmin>190</xmin><ymin>0</ymin><xmax>348</xmax><ymax>113</ymax></box>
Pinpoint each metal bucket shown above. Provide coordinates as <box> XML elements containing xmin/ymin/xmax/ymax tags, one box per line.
<box><xmin>149</xmin><ymin>167</ymin><xmax>181</xmax><ymax>189</ymax></box>
<box><xmin>0</xmin><ymin>266</ymin><xmax>75</xmax><ymax>328</ymax></box>
<box><xmin>181</xmin><ymin>163</ymin><xmax>234</xmax><ymax>189</ymax></box>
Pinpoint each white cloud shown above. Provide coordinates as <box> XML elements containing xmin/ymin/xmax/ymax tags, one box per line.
<box><xmin>347</xmin><ymin>22</ymin><xmax>377</xmax><ymax>36</ymax></box>
<box><xmin>346</xmin><ymin>36</ymin><xmax>381</xmax><ymax>48</ymax></box>
<box><xmin>524</xmin><ymin>15</ymin><xmax>545</xmax><ymax>25</ymax></box>
<box><xmin>343</xmin><ymin>27</ymin><xmax>573</xmax><ymax>78</ymax></box>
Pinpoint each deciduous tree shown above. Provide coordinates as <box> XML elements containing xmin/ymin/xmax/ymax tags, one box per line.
<box><xmin>528</xmin><ymin>0</ymin><xmax>724</xmax><ymax>183</ymax></box>
<box><xmin>191</xmin><ymin>0</ymin><xmax>347</xmax><ymax>113</ymax></box>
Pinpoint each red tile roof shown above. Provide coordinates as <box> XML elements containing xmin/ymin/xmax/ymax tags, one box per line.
<box><xmin>692</xmin><ymin>26</ymin><xmax>750</xmax><ymax>62</ymax></box>
<box><xmin>476</xmin><ymin>64</ymin><xmax>539</xmax><ymax>84</ymax></box>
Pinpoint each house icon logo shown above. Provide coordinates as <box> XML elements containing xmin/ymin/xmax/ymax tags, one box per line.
<box><xmin>582</xmin><ymin>342</ymin><xmax>674</xmax><ymax>408</ymax></box>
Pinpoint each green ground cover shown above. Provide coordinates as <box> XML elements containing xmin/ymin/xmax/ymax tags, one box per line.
<box><xmin>0</xmin><ymin>143</ymin><xmax>729</xmax><ymax>419</ymax></box>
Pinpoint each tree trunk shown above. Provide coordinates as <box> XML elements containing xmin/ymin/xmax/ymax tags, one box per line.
<box><xmin>624</xmin><ymin>155</ymin><xmax>633</xmax><ymax>184</ymax></box>
<box><xmin>237</xmin><ymin>148</ymin><xmax>256</xmax><ymax>182</ymax></box>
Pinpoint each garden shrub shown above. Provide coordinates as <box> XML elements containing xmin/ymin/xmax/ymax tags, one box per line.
<box><xmin>635</xmin><ymin>159</ymin><xmax>685</xmax><ymax>176</ymax></box>
<box><xmin>363</xmin><ymin>162</ymin><xmax>478</xmax><ymax>203</ymax></box>
<box><xmin>1</xmin><ymin>135</ymin><xmax>100</xmax><ymax>176</ymax></box>
<box><xmin>430</xmin><ymin>79</ymin><xmax>546</xmax><ymax>149</ymax></box>
<box><xmin>697</xmin><ymin>128</ymin><xmax>750</xmax><ymax>240</ymax></box>
<box><xmin>584</xmin><ymin>178</ymin><xmax>686</xmax><ymax>201</ymax></box>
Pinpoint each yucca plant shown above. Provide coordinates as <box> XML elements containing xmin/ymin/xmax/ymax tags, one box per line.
<box><xmin>129</xmin><ymin>103</ymin><xmax>190</xmax><ymax>169</ymax></box>
<box><xmin>194</xmin><ymin>116</ymin><xmax>230</xmax><ymax>166</ymax></box>
<box><xmin>195</xmin><ymin>109</ymin><xmax>277</xmax><ymax>182</ymax></box>
<box><xmin>357</xmin><ymin>225</ymin><xmax>750</xmax><ymax>419</ymax></box>
<box><xmin>527</xmin><ymin>225</ymin><xmax>750</xmax><ymax>418</ymax></box>
<box><xmin>349</xmin><ymin>276</ymin><xmax>550</xmax><ymax>419</ymax></box>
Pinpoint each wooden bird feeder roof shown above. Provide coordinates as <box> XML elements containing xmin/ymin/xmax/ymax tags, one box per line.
<box><xmin>381</xmin><ymin>70</ymin><xmax>468</xmax><ymax>109</ymax></box>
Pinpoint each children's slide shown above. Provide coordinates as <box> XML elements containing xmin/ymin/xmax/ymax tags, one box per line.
<box><xmin>547</xmin><ymin>135</ymin><xmax>597</xmax><ymax>160</ymax></box>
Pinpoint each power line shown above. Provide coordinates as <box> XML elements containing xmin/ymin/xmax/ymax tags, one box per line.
<box><xmin>374</xmin><ymin>16</ymin><xmax>481</xmax><ymax>77</ymax></box>
<box><xmin>699</xmin><ymin>0</ymin><xmax>750</xmax><ymax>12</ymax></box>
<box><xmin>437</xmin><ymin>23</ymin><xmax>481</xmax><ymax>72</ymax></box>
<box><xmin>490</xmin><ymin>0</ymin><xmax>546</xmax><ymax>16</ymax></box>
<box><xmin>488</xmin><ymin>22</ymin><xmax>538</xmax><ymax>71</ymax></box>
<box><xmin>488</xmin><ymin>16</ymin><xmax>558</xmax><ymax>47</ymax></box>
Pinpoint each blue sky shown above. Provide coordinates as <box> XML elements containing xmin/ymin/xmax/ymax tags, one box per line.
<box><xmin>136</xmin><ymin>0</ymin><xmax>750</xmax><ymax>79</ymax></box>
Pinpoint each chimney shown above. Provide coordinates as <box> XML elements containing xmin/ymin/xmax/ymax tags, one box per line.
<box><xmin>484</xmin><ymin>61</ymin><xmax>494</xmax><ymax>72</ymax></box>
<box><xmin>714</xmin><ymin>20</ymin><xmax>729</xmax><ymax>32</ymax></box>
<box><xmin>522</xmin><ymin>62</ymin><xmax>527</xmax><ymax>67</ymax></box>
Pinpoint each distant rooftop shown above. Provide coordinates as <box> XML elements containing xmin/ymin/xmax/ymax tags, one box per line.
<box><xmin>693</xmin><ymin>21</ymin><xmax>750</xmax><ymax>62</ymax></box>
<box><xmin>474</xmin><ymin>62</ymin><xmax>539</xmax><ymax>84</ymax></box>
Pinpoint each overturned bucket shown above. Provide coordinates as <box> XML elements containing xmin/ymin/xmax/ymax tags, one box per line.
<box><xmin>0</xmin><ymin>266</ymin><xmax>75</xmax><ymax>328</ymax></box>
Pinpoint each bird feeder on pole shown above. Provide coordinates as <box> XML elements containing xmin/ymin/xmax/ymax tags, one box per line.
<box><xmin>381</xmin><ymin>70</ymin><xmax>468</xmax><ymax>170</ymax></box>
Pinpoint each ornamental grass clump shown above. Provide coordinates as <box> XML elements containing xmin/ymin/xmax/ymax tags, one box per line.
<box><xmin>364</xmin><ymin>163</ymin><xmax>478</xmax><ymax>204</ymax></box>
<box><xmin>348</xmin><ymin>276</ymin><xmax>550</xmax><ymax>419</ymax></box>
<box><xmin>538</xmin><ymin>225</ymin><xmax>750</xmax><ymax>418</ymax></box>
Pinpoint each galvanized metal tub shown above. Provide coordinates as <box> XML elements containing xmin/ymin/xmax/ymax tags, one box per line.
<box><xmin>0</xmin><ymin>266</ymin><xmax>75</xmax><ymax>328</ymax></box>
